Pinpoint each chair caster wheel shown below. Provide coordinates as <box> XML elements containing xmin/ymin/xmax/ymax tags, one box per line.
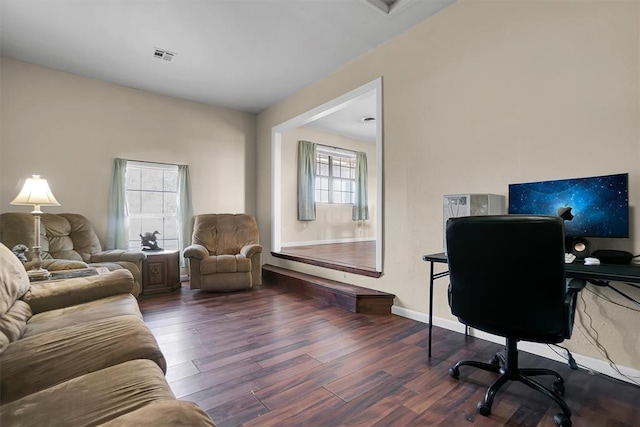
<box><xmin>553</xmin><ymin>413</ymin><xmax>571</xmax><ymax>426</ymax></box>
<box><xmin>477</xmin><ymin>401</ymin><xmax>491</xmax><ymax>416</ymax></box>
<box><xmin>552</xmin><ymin>381</ymin><xmax>565</xmax><ymax>396</ymax></box>
<box><xmin>448</xmin><ymin>367</ymin><xmax>459</xmax><ymax>379</ymax></box>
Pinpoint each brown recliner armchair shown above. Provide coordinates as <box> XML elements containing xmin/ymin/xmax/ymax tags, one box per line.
<box><xmin>183</xmin><ymin>214</ymin><xmax>262</xmax><ymax>291</ymax></box>
<box><xmin>0</xmin><ymin>212</ymin><xmax>146</xmax><ymax>296</ymax></box>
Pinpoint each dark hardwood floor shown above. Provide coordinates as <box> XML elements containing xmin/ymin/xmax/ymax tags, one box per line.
<box><xmin>139</xmin><ymin>284</ymin><xmax>640</xmax><ymax>427</ymax></box>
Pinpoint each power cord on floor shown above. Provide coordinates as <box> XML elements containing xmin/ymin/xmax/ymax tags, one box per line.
<box><xmin>548</xmin><ymin>344</ymin><xmax>579</xmax><ymax>370</ymax></box>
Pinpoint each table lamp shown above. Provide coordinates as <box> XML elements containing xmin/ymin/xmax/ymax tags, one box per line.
<box><xmin>10</xmin><ymin>174</ymin><xmax>60</xmax><ymax>279</ymax></box>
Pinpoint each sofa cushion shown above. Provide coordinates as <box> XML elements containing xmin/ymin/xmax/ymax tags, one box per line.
<box><xmin>200</xmin><ymin>272</ymin><xmax>252</xmax><ymax>291</ymax></box>
<box><xmin>36</xmin><ymin>213</ymin><xmax>102</xmax><ymax>262</ymax></box>
<box><xmin>0</xmin><ymin>359</ymin><xmax>175</xmax><ymax>427</ymax></box>
<box><xmin>192</xmin><ymin>214</ymin><xmax>259</xmax><ymax>256</ymax></box>
<box><xmin>22</xmin><ymin>269</ymin><xmax>135</xmax><ymax>314</ymax></box>
<box><xmin>24</xmin><ymin>294</ymin><xmax>141</xmax><ymax>338</ymax></box>
<box><xmin>39</xmin><ymin>258</ymin><xmax>89</xmax><ymax>270</ymax></box>
<box><xmin>0</xmin><ymin>242</ymin><xmax>32</xmax><ymax>356</ymax></box>
<box><xmin>100</xmin><ymin>400</ymin><xmax>216</xmax><ymax>426</ymax></box>
<box><xmin>0</xmin><ymin>300</ymin><xmax>31</xmax><ymax>342</ymax></box>
<box><xmin>89</xmin><ymin>261</ymin><xmax>141</xmax><ymax>295</ymax></box>
<box><xmin>0</xmin><ymin>243</ymin><xmax>31</xmax><ymax>315</ymax></box>
<box><xmin>0</xmin><ymin>314</ymin><xmax>166</xmax><ymax>403</ymax></box>
<box><xmin>0</xmin><ymin>333</ymin><xmax>9</xmax><ymax>356</ymax></box>
<box><xmin>200</xmin><ymin>255</ymin><xmax>251</xmax><ymax>275</ymax></box>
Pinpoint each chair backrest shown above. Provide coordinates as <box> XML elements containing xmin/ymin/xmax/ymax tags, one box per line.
<box><xmin>192</xmin><ymin>214</ymin><xmax>259</xmax><ymax>256</ymax></box>
<box><xmin>446</xmin><ymin>215</ymin><xmax>569</xmax><ymax>343</ymax></box>
<box><xmin>0</xmin><ymin>213</ymin><xmax>102</xmax><ymax>262</ymax></box>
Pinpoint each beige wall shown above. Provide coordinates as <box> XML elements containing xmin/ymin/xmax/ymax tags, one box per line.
<box><xmin>0</xmin><ymin>58</ymin><xmax>257</xmax><ymax>246</ymax></box>
<box><xmin>280</xmin><ymin>127</ymin><xmax>376</xmax><ymax>245</ymax></box>
<box><xmin>257</xmin><ymin>1</ymin><xmax>640</xmax><ymax>371</ymax></box>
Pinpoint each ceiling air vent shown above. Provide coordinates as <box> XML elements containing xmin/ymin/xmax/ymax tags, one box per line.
<box><xmin>153</xmin><ymin>48</ymin><xmax>176</xmax><ymax>62</ymax></box>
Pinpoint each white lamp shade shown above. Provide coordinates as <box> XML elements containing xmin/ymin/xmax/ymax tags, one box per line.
<box><xmin>11</xmin><ymin>174</ymin><xmax>60</xmax><ymax>207</ymax></box>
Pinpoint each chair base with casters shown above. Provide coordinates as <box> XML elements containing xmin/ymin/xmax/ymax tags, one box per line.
<box><xmin>448</xmin><ymin>338</ymin><xmax>572</xmax><ymax>427</ymax></box>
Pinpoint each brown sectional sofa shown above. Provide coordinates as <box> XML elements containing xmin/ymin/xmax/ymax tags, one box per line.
<box><xmin>0</xmin><ymin>242</ymin><xmax>214</xmax><ymax>426</ymax></box>
<box><xmin>0</xmin><ymin>212</ymin><xmax>146</xmax><ymax>296</ymax></box>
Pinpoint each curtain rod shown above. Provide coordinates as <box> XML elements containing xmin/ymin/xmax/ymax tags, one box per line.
<box><xmin>121</xmin><ymin>158</ymin><xmax>185</xmax><ymax>167</ymax></box>
<box><xmin>315</xmin><ymin>143</ymin><xmax>357</xmax><ymax>154</ymax></box>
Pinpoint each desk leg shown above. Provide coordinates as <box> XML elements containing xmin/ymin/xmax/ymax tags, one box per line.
<box><xmin>428</xmin><ymin>261</ymin><xmax>434</xmax><ymax>358</ymax></box>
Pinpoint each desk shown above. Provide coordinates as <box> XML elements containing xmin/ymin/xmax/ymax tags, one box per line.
<box><xmin>422</xmin><ymin>252</ymin><xmax>640</xmax><ymax>358</ymax></box>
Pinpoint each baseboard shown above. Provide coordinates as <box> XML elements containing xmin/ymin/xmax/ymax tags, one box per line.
<box><xmin>281</xmin><ymin>237</ymin><xmax>376</xmax><ymax>247</ymax></box>
<box><xmin>391</xmin><ymin>305</ymin><xmax>640</xmax><ymax>385</ymax></box>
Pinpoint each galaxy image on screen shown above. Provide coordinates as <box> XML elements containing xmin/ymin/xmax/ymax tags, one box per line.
<box><xmin>508</xmin><ymin>173</ymin><xmax>629</xmax><ymax>238</ymax></box>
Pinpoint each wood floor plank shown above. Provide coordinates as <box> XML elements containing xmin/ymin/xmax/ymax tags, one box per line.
<box><xmin>324</xmin><ymin>367</ymin><xmax>393</xmax><ymax>402</ymax></box>
<box><xmin>139</xmin><ymin>283</ymin><xmax>640</xmax><ymax>426</ymax></box>
<box><xmin>241</xmin><ymin>387</ymin><xmax>341</xmax><ymax>427</ymax></box>
<box><xmin>205</xmin><ymin>393</ymin><xmax>268</xmax><ymax>427</ymax></box>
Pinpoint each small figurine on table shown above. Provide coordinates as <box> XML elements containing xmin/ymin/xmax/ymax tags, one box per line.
<box><xmin>140</xmin><ymin>231</ymin><xmax>162</xmax><ymax>251</ymax></box>
<box><xmin>12</xmin><ymin>244</ymin><xmax>29</xmax><ymax>263</ymax></box>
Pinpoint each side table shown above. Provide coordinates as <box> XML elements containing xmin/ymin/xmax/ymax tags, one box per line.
<box><xmin>142</xmin><ymin>250</ymin><xmax>180</xmax><ymax>295</ymax></box>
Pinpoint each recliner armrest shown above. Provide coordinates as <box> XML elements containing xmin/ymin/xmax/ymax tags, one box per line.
<box><xmin>183</xmin><ymin>244</ymin><xmax>209</xmax><ymax>260</ymax></box>
<box><xmin>90</xmin><ymin>250</ymin><xmax>146</xmax><ymax>264</ymax></box>
<box><xmin>240</xmin><ymin>244</ymin><xmax>263</xmax><ymax>259</ymax></box>
<box><xmin>22</xmin><ymin>269</ymin><xmax>135</xmax><ymax>314</ymax></box>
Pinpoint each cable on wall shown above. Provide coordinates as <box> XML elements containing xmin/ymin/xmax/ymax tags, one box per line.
<box><xmin>575</xmin><ymin>292</ymin><xmax>640</xmax><ymax>386</ymax></box>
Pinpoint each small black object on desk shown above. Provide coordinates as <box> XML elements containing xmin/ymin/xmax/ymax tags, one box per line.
<box><xmin>422</xmin><ymin>252</ymin><xmax>640</xmax><ymax>358</ymax></box>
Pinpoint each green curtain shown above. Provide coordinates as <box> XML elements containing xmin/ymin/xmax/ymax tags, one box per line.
<box><xmin>177</xmin><ymin>165</ymin><xmax>194</xmax><ymax>268</ymax></box>
<box><xmin>106</xmin><ymin>158</ymin><xmax>129</xmax><ymax>249</ymax></box>
<box><xmin>352</xmin><ymin>151</ymin><xmax>369</xmax><ymax>221</ymax></box>
<box><xmin>297</xmin><ymin>140</ymin><xmax>317</xmax><ymax>221</ymax></box>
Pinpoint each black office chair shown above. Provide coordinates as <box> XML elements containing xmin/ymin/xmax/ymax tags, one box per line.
<box><xmin>445</xmin><ymin>215</ymin><xmax>583</xmax><ymax>427</ymax></box>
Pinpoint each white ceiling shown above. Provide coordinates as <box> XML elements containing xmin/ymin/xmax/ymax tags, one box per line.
<box><xmin>304</xmin><ymin>89</ymin><xmax>378</xmax><ymax>144</ymax></box>
<box><xmin>0</xmin><ymin>0</ymin><xmax>454</xmax><ymax>116</ymax></box>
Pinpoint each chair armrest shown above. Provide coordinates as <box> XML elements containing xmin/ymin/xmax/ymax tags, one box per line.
<box><xmin>90</xmin><ymin>250</ymin><xmax>146</xmax><ymax>264</ymax></box>
<box><xmin>567</xmin><ymin>278</ymin><xmax>586</xmax><ymax>293</ymax></box>
<box><xmin>183</xmin><ymin>244</ymin><xmax>209</xmax><ymax>260</ymax></box>
<box><xmin>240</xmin><ymin>244</ymin><xmax>263</xmax><ymax>259</ymax></box>
<box><xmin>564</xmin><ymin>279</ymin><xmax>584</xmax><ymax>339</ymax></box>
<box><xmin>22</xmin><ymin>269</ymin><xmax>135</xmax><ymax>314</ymax></box>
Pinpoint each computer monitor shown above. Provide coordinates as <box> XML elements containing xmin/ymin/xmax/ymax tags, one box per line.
<box><xmin>508</xmin><ymin>173</ymin><xmax>629</xmax><ymax>238</ymax></box>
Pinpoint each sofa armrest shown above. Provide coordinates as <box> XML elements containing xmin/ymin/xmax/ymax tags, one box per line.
<box><xmin>26</xmin><ymin>259</ymin><xmax>89</xmax><ymax>271</ymax></box>
<box><xmin>90</xmin><ymin>250</ymin><xmax>146</xmax><ymax>264</ymax></box>
<box><xmin>100</xmin><ymin>400</ymin><xmax>215</xmax><ymax>426</ymax></box>
<box><xmin>22</xmin><ymin>269</ymin><xmax>135</xmax><ymax>314</ymax></box>
<box><xmin>240</xmin><ymin>244</ymin><xmax>263</xmax><ymax>259</ymax></box>
<box><xmin>183</xmin><ymin>244</ymin><xmax>209</xmax><ymax>260</ymax></box>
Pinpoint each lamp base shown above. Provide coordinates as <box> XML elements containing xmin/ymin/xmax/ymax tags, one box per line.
<box><xmin>27</xmin><ymin>268</ymin><xmax>51</xmax><ymax>281</ymax></box>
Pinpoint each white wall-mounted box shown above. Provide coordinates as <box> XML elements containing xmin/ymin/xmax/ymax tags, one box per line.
<box><xmin>443</xmin><ymin>194</ymin><xmax>506</xmax><ymax>254</ymax></box>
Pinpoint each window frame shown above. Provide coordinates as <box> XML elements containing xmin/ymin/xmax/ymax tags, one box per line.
<box><xmin>315</xmin><ymin>146</ymin><xmax>356</xmax><ymax>205</ymax></box>
<box><xmin>124</xmin><ymin>161</ymin><xmax>180</xmax><ymax>251</ymax></box>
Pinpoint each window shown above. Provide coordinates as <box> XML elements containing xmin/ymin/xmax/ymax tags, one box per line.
<box><xmin>125</xmin><ymin>161</ymin><xmax>179</xmax><ymax>250</ymax></box>
<box><xmin>315</xmin><ymin>147</ymin><xmax>356</xmax><ymax>204</ymax></box>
